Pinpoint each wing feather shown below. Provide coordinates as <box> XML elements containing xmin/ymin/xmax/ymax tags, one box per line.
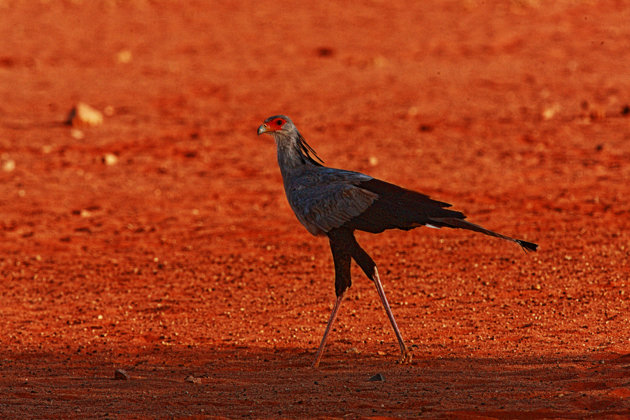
<box><xmin>284</xmin><ymin>168</ymin><xmax>377</xmax><ymax>235</ymax></box>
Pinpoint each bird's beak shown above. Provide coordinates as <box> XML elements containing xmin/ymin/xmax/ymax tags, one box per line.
<box><xmin>257</xmin><ymin>123</ymin><xmax>270</xmax><ymax>136</ymax></box>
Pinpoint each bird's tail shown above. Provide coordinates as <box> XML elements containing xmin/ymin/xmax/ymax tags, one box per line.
<box><xmin>428</xmin><ymin>217</ymin><xmax>538</xmax><ymax>252</ymax></box>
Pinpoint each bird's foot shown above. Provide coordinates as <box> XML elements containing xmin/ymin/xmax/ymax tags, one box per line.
<box><xmin>397</xmin><ymin>348</ymin><xmax>413</xmax><ymax>364</ymax></box>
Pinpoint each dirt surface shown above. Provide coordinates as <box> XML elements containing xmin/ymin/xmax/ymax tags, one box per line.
<box><xmin>1</xmin><ymin>1</ymin><xmax>629</xmax><ymax>418</ymax></box>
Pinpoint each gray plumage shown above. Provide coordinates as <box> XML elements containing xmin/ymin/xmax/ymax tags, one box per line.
<box><xmin>257</xmin><ymin>114</ymin><xmax>537</xmax><ymax>367</ymax></box>
<box><xmin>259</xmin><ymin>114</ymin><xmax>537</xmax><ymax>251</ymax></box>
<box><xmin>284</xmin><ymin>167</ymin><xmax>377</xmax><ymax>236</ymax></box>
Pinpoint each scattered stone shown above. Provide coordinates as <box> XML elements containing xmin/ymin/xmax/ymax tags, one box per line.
<box><xmin>2</xmin><ymin>158</ymin><xmax>15</xmax><ymax>172</ymax></box>
<box><xmin>542</xmin><ymin>103</ymin><xmax>561</xmax><ymax>120</ymax></box>
<box><xmin>70</xmin><ymin>129</ymin><xmax>85</xmax><ymax>140</ymax></box>
<box><xmin>185</xmin><ymin>375</ymin><xmax>202</xmax><ymax>384</ymax></box>
<box><xmin>67</xmin><ymin>102</ymin><xmax>104</xmax><ymax>127</ymax></box>
<box><xmin>102</xmin><ymin>153</ymin><xmax>118</xmax><ymax>166</ymax></box>
<box><xmin>114</xmin><ymin>369</ymin><xmax>130</xmax><ymax>380</ymax></box>
<box><xmin>368</xmin><ymin>373</ymin><xmax>385</xmax><ymax>382</ymax></box>
<box><xmin>116</xmin><ymin>49</ymin><xmax>132</xmax><ymax>64</ymax></box>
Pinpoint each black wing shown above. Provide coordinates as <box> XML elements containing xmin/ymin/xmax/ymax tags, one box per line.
<box><xmin>342</xmin><ymin>178</ymin><xmax>464</xmax><ymax>233</ymax></box>
<box><xmin>343</xmin><ymin>178</ymin><xmax>538</xmax><ymax>252</ymax></box>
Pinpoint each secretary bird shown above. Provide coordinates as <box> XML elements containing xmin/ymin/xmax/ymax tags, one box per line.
<box><xmin>257</xmin><ymin>115</ymin><xmax>537</xmax><ymax>367</ymax></box>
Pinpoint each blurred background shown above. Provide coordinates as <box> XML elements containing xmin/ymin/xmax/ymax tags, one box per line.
<box><xmin>0</xmin><ymin>1</ymin><xmax>629</xmax><ymax>417</ymax></box>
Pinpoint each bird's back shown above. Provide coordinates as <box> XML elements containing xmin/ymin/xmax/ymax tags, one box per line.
<box><xmin>282</xmin><ymin>165</ymin><xmax>378</xmax><ymax>236</ymax></box>
<box><xmin>282</xmin><ymin>165</ymin><xmax>465</xmax><ymax>236</ymax></box>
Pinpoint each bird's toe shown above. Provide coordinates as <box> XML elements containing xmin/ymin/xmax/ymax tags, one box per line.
<box><xmin>398</xmin><ymin>349</ymin><xmax>413</xmax><ymax>365</ymax></box>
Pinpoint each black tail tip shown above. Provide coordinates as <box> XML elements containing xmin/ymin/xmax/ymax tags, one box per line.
<box><xmin>517</xmin><ymin>240</ymin><xmax>538</xmax><ymax>252</ymax></box>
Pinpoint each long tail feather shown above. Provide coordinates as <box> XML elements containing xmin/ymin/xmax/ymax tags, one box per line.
<box><xmin>429</xmin><ymin>217</ymin><xmax>538</xmax><ymax>252</ymax></box>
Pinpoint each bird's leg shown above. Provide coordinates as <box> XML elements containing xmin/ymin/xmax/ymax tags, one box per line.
<box><xmin>312</xmin><ymin>292</ymin><xmax>344</xmax><ymax>368</ymax></box>
<box><xmin>371</xmin><ymin>266</ymin><xmax>412</xmax><ymax>364</ymax></box>
<box><xmin>346</xmin><ymin>232</ymin><xmax>412</xmax><ymax>364</ymax></box>
<box><xmin>343</xmin><ymin>232</ymin><xmax>412</xmax><ymax>363</ymax></box>
<box><xmin>313</xmin><ymin>230</ymin><xmax>353</xmax><ymax>368</ymax></box>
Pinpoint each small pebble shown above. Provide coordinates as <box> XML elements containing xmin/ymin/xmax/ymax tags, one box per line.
<box><xmin>116</xmin><ymin>49</ymin><xmax>132</xmax><ymax>64</ymax></box>
<box><xmin>103</xmin><ymin>153</ymin><xmax>118</xmax><ymax>166</ymax></box>
<box><xmin>368</xmin><ymin>373</ymin><xmax>385</xmax><ymax>382</ymax></box>
<box><xmin>114</xmin><ymin>369</ymin><xmax>129</xmax><ymax>380</ymax></box>
<box><xmin>67</xmin><ymin>102</ymin><xmax>103</xmax><ymax>127</ymax></box>
<box><xmin>2</xmin><ymin>159</ymin><xmax>15</xmax><ymax>172</ymax></box>
<box><xmin>542</xmin><ymin>103</ymin><xmax>561</xmax><ymax>120</ymax></box>
<box><xmin>70</xmin><ymin>129</ymin><xmax>85</xmax><ymax>140</ymax></box>
<box><xmin>185</xmin><ymin>375</ymin><xmax>201</xmax><ymax>384</ymax></box>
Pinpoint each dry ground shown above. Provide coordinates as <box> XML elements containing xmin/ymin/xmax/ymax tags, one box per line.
<box><xmin>1</xmin><ymin>1</ymin><xmax>629</xmax><ymax>418</ymax></box>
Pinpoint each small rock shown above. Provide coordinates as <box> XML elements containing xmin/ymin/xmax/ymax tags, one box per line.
<box><xmin>2</xmin><ymin>159</ymin><xmax>15</xmax><ymax>172</ymax></box>
<box><xmin>542</xmin><ymin>103</ymin><xmax>561</xmax><ymax>120</ymax></box>
<box><xmin>67</xmin><ymin>102</ymin><xmax>103</xmax><ymax>127</ymax></box>
<box><xmin>116</xmin><ymin>49</ymin><xmax>132</xmax><ymax>64</ymax></box>
<box><xmin>368</xmin><ymin>373</ymin><xmax>385</xmax><ymax>382</ymax></box>
<box><xmin>185</xmin><ymin>375</ymin><xmax>201</xmax><ymax>384</ymax></box>
<box><xmin>114</xmin><ymin>369</ymin><xmax>129</xmax><ymax>380</ymax></box>
<box><xmin>70</xmin><ymin>129</ymin><xmax>85</xmax><ymax>140</ymax></box>
<box><xmin>102</xmin><ymin>153</ymin><xmax>118</xmax><ymax>166</ymax></box>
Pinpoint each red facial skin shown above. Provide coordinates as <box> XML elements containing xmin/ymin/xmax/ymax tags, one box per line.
<box><xmin>266</xmin><ymin>117</ymin><xmax>286</xmax><ymax>131</ymax></box>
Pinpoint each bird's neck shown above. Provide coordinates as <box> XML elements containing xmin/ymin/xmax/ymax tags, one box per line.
<box><xmin>274</xmin><ymin>132</ymin><xmax>321</xmax><ymax>178</ymax></box>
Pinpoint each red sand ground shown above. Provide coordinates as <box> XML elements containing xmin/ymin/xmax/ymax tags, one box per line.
<box><xmin>1</xmin><ymin>1</ymin><xmax>629</xmax><ymax>418</ymax></box>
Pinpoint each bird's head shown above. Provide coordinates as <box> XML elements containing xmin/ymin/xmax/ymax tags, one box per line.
<box><xmin>257</xmin><ymin>114</ymin><xmax>324</xmax><ymax>166</ymax></box>
<box><xmin>257</xmin><ymin>115</ymin><xmax>295</xmax><ymax>137</ymax></box>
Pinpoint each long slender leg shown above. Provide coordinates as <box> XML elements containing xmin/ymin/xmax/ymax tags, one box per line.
<box><xmin>349</xmin><ymin>235</ymin><xmax>412</xmax><ymax>364</ymax></box>
<box><xmin>372</xmin><ymin>266</ymin><xmax>412</xmax><ymax>363</ymax></box>
<box><xmin>323</xmin><ymin>228</ymin><xmax>412</xmax><ymax>365</ymax></box>
<box><xmin>312</xmin><ymin>293</ymin><xmax>344</xmax><ymax>368</ymax></box>
<box><xmin>312</xmin><ymin>230</ymin><xmax>353</xmax><ymax>368</ymax></box>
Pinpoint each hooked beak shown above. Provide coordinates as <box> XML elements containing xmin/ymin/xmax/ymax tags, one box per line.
<box><xmin>257</xmin><ymin>123</ymin><xmax>271</xmax><ymax>136</ymax></box>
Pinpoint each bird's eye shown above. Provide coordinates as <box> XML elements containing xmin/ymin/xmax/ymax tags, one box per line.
<box><xmin>276</xmin><ymin>119</ymin><xmax>283</xmax><ymax>125</ymax></box>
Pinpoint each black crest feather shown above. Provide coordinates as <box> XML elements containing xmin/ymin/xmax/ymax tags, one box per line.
<box><xmin>296</xmin><ymin>132</ymin><xmax>324</xmax><ymax>166</ymax></box>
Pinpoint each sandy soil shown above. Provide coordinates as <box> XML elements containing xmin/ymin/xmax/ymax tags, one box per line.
<box><xmin>1</xmin><ymin>0</ymin><xmax>629</xmax><ymax>418</ymax></box>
